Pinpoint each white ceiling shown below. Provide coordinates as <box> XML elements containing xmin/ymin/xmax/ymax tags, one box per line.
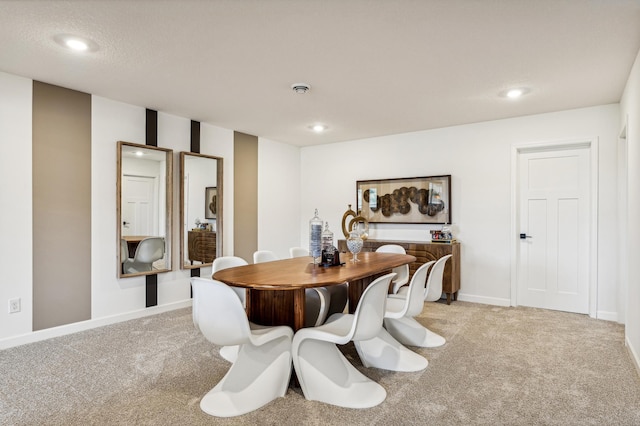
<box><xmin>1</xmin><ymin>0</ymin><xmax>639</xmax><ymax>147</ymax></box>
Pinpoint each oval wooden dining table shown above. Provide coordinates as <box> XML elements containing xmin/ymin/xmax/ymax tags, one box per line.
<box><xmin>212</xmin><ymin>251</ymin><xmax>416</xmax><ymax>331</ymax></box>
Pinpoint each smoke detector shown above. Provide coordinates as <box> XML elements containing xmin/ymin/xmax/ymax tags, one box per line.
<box><xmin>291</xmin><ymin>83</ymin><xmax>311</xmax><ymax>94</ymax></box>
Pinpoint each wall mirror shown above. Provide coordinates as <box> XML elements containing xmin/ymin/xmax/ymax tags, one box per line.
<box><xmin>180</xmin><ymin>152</ymin><xmax>223</xmax><ymax>269</ymax></box>
<box><xmin>117</xmin><ymin>141</ymin><xmax>173</xmax><ymax>278</ymax></box>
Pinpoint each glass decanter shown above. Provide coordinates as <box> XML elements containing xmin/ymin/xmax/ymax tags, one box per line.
<box><xmin>346</xmin><ymin>229</ymin><xmax>364</xmax><ymax>262</ymax></box>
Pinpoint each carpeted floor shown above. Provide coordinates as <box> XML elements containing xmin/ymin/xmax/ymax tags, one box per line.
<box><xmin>1</xmin><ymin>301</ymin><xmax>639</xmax><ymax>425</ymax></box>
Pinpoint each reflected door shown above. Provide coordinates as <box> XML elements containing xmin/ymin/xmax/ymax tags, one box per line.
<box><xmin>122</xmin><ymin>175</ymin><xmax>155</xmax><ymax>236</ymax></box>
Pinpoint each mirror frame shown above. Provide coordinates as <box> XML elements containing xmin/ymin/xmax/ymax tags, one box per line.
<box><xmin>117</xmin><ymin>141</ymin><xmax>173</xmax><ymax>278</ymax></box>
<box><xmin>180</xmin><ymin>152</ymin><xmax>224</xmax><ymax>270</ymax></box>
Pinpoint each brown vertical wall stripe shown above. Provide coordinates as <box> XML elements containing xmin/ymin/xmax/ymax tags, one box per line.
<box><xmin>32</xmin><ymin>82</ymin><xmax>91</xmax><ymax>331</ymax></box>
<box><xmin>233</xmin><ymin>132</ymin><xmax>258</xmax><ymax>262</ymax></box>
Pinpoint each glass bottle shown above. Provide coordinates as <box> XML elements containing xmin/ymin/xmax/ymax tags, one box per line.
<box><xmin>309</xmin><ymin>209</ymin><xmax>323</xmax><ymax>264</ymax></box>
<box><xmin>321</xmin><ymin>222</ymin><xmax>334</xmax><ymax>252</ymax></box>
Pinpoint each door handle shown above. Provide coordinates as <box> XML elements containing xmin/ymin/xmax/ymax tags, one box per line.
<box><xmin>519</xmin><ymin>233</ymin><xmax>532</xmax><ymax>239</ymax></box>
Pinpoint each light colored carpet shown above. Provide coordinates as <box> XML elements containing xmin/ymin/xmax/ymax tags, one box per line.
<box><xmin>1</xmin><ymin>301</ymin><xmax>639</xmax><ymax>425</ymax></box>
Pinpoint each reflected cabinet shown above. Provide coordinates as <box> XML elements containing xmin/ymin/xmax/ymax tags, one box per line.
<box><xmin>180</xmin><ymin>152</ymin><xmax>223</xmax><ymax>269</ymax></box>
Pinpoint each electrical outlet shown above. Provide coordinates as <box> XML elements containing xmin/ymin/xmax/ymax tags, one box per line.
<box><xmin>9</xmin><ymin>298</ymin><xmax>20</xmax><ymax>314</ymax></box>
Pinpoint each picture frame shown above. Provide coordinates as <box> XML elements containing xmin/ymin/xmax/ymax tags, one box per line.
<box><xmin>356</xmin><ymin>175</ymin><xmax>451</xmax><ymax>224</ymax></box>
<box><xmin>205</xmin><ymin>186</ymin><xmax>217</xmax><ymax>219</ymax></box>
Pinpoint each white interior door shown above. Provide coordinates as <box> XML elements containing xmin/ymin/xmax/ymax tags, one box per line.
<box><xmin>122</xmin><ymin>175</ymin><xmax>156</xmax><ymax>236</ymax></box>
<box><xmin>517</xmin><ymin>147</ymin><xmax>590</xmax><ymax>314</ymax></box>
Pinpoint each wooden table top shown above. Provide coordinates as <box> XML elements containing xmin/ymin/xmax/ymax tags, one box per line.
<box><xmin>122</xmin><ymin>235</ymin><xmax>152</xmax><ymax>243</ymax></box>
<box><xmin>212</xmin><ymin>251</ymin><xmax>416</xmax><ymax>290</ymax></box>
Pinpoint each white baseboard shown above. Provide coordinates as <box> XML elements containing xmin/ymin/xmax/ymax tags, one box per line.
<box><xmin>456</xmin><ymin>293</ymin><xmax>511</xmax><ymax>307</ymax></box>
<box><xmin>0</xmin><ymin>299</ymin><xmax>193</xmax><ymax>350</ymax></box>
<box><xmin>626</xmin><ymin>335</ymin><xmax>640</xmax><ymax>379</ymax></box>
<box><xmin>596</xmin><ymin>310</ymin><xmax>619</xmax><ymax>322</ymax></box>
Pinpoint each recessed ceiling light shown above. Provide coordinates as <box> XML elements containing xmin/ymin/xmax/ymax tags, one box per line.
<box><xmin>311</xmin><ymin>124</ymin><xmax>327</xmax><ymax>133</ymax></box>
<box><xmin>501</xmin><ymin>87</ymin><xmax>530</xmax><ymax>99</ymax></box>
<box><xmin>65</xmin><ymin>39</ymin><xmax>88</xmax><ymax>51</ymax></box>
<box><xmin>53</xmin><ymin>34</ymin><xmax>98</xmax><ymax>52</ymax></box>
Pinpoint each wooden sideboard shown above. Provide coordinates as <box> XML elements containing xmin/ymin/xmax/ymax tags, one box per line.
<box><xmin>337</xmin><ymin>238</ymin><xmax>460</xmax><ymax>304</ymax></box>
<box><xmin>188</xmin><ymin>231</ymin><xmax>217</xmax><ymax>264</ymax></box>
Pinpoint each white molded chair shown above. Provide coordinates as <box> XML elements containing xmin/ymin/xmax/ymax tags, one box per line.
<box><xmin>255</xmin><ymin>250</ymin><xmax>331</xmax><ymax>327</ymax></box>
<box><xmin>191</xmin><ymin>278</ymin><xmax>293</xmax><ymax>417</ymax></box>
<box><xmin>291</xmin><ymin>273</ymin><xmax>396</xmax><ymax>408</ymax></box>
<box><xmin>289</xmin><ymin>247</ymin><xmax>309</xmax><ymax>258</ymax></box>
<box><xmin>253</xmin><ymin>250</ymin><xmax>278</xmax><ymax>263</ymax></box>
<box><xmin>389</xmin><ymin>254</ymin><xmax>452</xmax><ymax>348</ymax></box>
<box><xmin>122</xmin><ymin>237</ymin><xmax>165</xmax><ymax>274</ymax></box>
<box><xmin>212</xmin><ymin>256</ymin><xmax>249</xmax><ymax>307</ymax></box>
<box><xmin>211</xmin><ymin>256</ymin><xmax>249</xmax><ymax>362</ymax></box>
<box><xmin>354</xmin><ymin>261</ymin><xmax>433</xmax><ymax>372</ymax></box>
<box><xmin>375</xmin><ymin>244</ymin><xmax>410</xmax><ymax>294</ymax></box>
<box><xmin>289</xmin><ymin>247</ymin><xmax>349</xmax><ymax>322</ymax></box>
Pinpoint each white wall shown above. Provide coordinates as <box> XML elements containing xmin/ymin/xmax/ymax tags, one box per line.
<box><xmin>201</xmin><ymin>123</ymin><xmax>235</xmax><ymax>257</ymax></box>
<box><xmin>299</xmin><ymin>105</ymin><xmax>620</xmax><ymax>315</ymax></box>
<box><xmin>91</xmin><ymin>99</ymin><xmax>235</xmax><ymax>319</ymax></box>
<box><xmin>620</xmin><ymin>48</ymin><xmax>640</xmax><ymax>371</ymax></box>
<box><xmin>257</xmin><ymin>137</ymin><xmax>302</xmax><ymax>260</ymax></box>
<box><xmin>0</xmin><ymin>83</ymin><xmax>235</xmax><ymax>346</ymax></box>
<box><xmin>0</xmin><ymin>72</ymin><xmax>32</xmax><ymax>339</ymax></box>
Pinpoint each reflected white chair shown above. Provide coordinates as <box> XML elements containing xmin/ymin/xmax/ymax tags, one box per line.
<box><xmin>291</xmin><ymin>273</ymin><xmax>395</xmax><ymax>408</ymax></box>
<box><xmin>191</xmin><ymin>277</ymin><xmax>293</xmax><ymax>417</ymax></box>
<box><xmin>389</xmin><ymin>254</ymin><xmax>452</xmax><ymax>348</ymax></box>
<box><xmin>355</xmin><ymin>262</ymin><xmax>433</xmax><ymax>372</ymax></box>
<box><xmin>255</xmin><ymin>250</ymin><xmax>331</xmax><ymax>327</ymax></box>
<box><xmin>122</xmin><ymin>237</ymin><xmax>165</xmax><ymax>274</ymax></box>
<box><xmin>211</xmin><ymin>256</ymin><xmax>249</xmax><ymax>362</ymax></box>
<box><xmin>120</xmin><ymin>239</ymin><xmax>129</xmax><ymax>273</ymax></box>
<box><xmin>375</xmin><ymin>244</ymin><xmax>410</xmax><ymax>294</ymax></box>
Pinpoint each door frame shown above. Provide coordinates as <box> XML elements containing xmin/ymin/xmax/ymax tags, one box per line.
<box><xmin>510</xmin><ymin>137</ymin><xmax>599</xmax><ymax>317</ymax></box>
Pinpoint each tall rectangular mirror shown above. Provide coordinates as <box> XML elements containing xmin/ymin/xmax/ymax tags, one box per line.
<box><xmin>117</xmin><ymin>141</ymin><xmax>173</xmax><ymax>277</ymax></box>
<box><xmin>180</xmin><ymin>152</ymin><xmax>223</xmax><ymax>269</ymax></box>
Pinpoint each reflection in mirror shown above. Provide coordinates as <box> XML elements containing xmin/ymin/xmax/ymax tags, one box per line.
<box><xmin>117</xmin><ymin>141</ymin><xmax>173</xmax><ymax>278</ymax></box>
<box><xmin>180</xmin><ymin>152</ymin><xmax>223</xmax><ymax>269</ymax></box>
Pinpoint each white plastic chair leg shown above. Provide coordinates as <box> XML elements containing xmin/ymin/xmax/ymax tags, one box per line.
<box><xmin>200</xmin><ymin>332</ymin><xmax>292</xmax><ymax>417</ymax></box>
<box><xmin>384</xmin><ymin>316</ymin><xmax>446</xmax><ymax>348</ymax></box>
<box><xmin>354</xmin><ymin>327</ymin><xmax>428</xmax><ymax>372</ymax></box>
<box><xmin>293</xmin><ymin>337</ymin><xmax>386</xmax><ymax>408</ymax></box>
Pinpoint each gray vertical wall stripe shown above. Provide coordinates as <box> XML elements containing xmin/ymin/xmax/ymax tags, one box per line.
<box><xmin>233</xmin><ymin>132</ymin><xmax>258</xmax><ymax>262</ymax></box>
<box><xmin>32</xmin><ymin>82</ymin><xmax>91</xmax><ymax>331</ymax></box>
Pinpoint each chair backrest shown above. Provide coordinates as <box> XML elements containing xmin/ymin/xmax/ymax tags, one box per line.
<box><xmin>289</xmin><ymin>247</ymin><xmax>309</xmax><ymax>258</ymax></box>
<box><xmin>351</xmin><ymin>272</ymin><xmax>396</xmax><ymax>341</ymax></box>
<box><xmin>211</xmin><ymin>256</ymin><xmax>248</xmax><ymax>275</ymax></box>
<box><xmin>424</xmin><ymin>254</ymin><xmax>452</xmax><ymax>302</ymax></box>
<box><xmin>134</xmin><ymin>237</ymin><xmax>165</xmax><ymax>263</ymax></box>
<box><xmin>191</xmin><ymin>277</ymin><xmax>251</xmax><ymax>346</ymax></box>
<box><xmin>405</xmin><ymin>261</ymin><xmax>435</xmax><ymax>317</ymax></box>
<box><xmin>253</xmin><ymin>250</ymin><xmax>278</xmax><ymax>264</ymax></box>
<box><xmin>375</xmin><ymin>245</ymin><xmax>409</xmax><ymax>289</ymax></box>
<box><xmin>120</xmin><ymin>239</ymin><xmax>129</xmax><ymax>261</ymax></box>
<box><xmin>210</xmin><ymin>255</ymin><xmax>249</xmax><ymax>312</ymax></box>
